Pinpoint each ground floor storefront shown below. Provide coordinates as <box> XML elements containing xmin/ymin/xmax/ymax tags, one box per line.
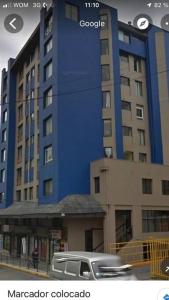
<box><xmin>0</xmin><ymin>216</ymin><xmax>103</xmax><ymax>264</ymax></box>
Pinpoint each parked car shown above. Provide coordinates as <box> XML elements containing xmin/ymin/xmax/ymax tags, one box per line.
<box><xmin>49</xmin><ymin>251</ymin><xmax>137</xmax><ymax>280</ymax></box>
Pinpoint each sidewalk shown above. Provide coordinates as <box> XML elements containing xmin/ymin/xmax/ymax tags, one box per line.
<box><xmin>0</xmin><ymin>261</ymin><xmax>49</xmax><ymax>278</ymax></box>
<box><xmin>0</xmin><ymin>254</ymin><xmax>49</xmax><ymax>278</ymax></box>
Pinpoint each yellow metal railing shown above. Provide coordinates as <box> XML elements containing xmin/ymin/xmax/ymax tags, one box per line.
<box><xmin>108</xmin><ymin>239</ymin><xmax>169</xmax><ymax>279</ymax></box>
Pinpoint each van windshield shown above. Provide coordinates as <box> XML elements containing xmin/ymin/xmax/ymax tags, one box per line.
<box><xmin>91</xmin><ymin>259</ymin><xmax>131</xmax><ymax>279</ymax></box>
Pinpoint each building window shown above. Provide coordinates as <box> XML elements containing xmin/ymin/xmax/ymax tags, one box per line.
<box><xmin>101</xmin><ymin>65</ymin><xmax>110</xmax><ymax>81</ymax></box>
<box><xmin>138</xmin><ymin>129</ymin><xmax>145</xmax><ymax>145</ymax></box>
<box><xmin>18</xmin><ymin>105</ymin><xmax>23</xmax><ymax>122</ymax></box>
<box><xmin>29</xmin><ymin>187</ymin><xmax>33</xmax><ymax>200</ymax></box>
<box><xmin>2</xmin><ymin>129</ymin><xmax>7</xmax><ymax>143</ymax></box>
<box><xmin>0</xmin><ymin>169</ymin><xmax>5</xmax><ymax>183</ymax></box>
<box><xmin>18</xmin><ymin>85</ymin><xmax>23</xmax><ymax>100</ymax></box>
<box><xmin>44</xmin><ymin>60</ymin><xmax>53</xmax><ymax>81</ymax></box>
<box><xmin>94</xmin><ymin>177</ymin><xmax>100</xmax><ymax>193</ymax></box>
<box><xmin>16</xmin><ymin>168</ymin><xmax>22</xmax><ymax>186</ymax></box>
<box><xmin>65</xmin><ymin>2</ymin><xmax>79</xmax><ymax>22</ymax></box>
<box><xmin>44</xmin><ymin>115</ymin><xmax>53</xmax><ymax>136</ymax></box>
<box><xmin>123</xmin><ymin>126</ymin><xmax>132</xmax><ymax>137</ymax></box>
<box><xmin>102</xmin><ymin>91</ymin><xmax>111</xmax><ymax>108</ymax></box>
<box><xmin>25</xmin><ymin>161</ymin><xmax>28</xmax><ymax>171</ymax></box>
<box><xmin>103</xmin><ymin>119</ymin><xmax>112</xmax><ymax>137</ymax></box>
<box><xmin>18</xmin><ymin>124</ymin><xmax>23</xmax><ymax>143</ymax></box>
<box><xmin>25</xmin><ymin>138</ymin><xmax>29</xmax><ymax>149</ymax></box>
<box><xmin>44</xmin><ymin>145</ymin><xmax>53</xmax><ymax>164</ymax></box>
<box><xmin>162</xmin><ymin>180</ymin><xmax>169</xmax><ymax>195</ymax></box>
<box><xmin>44</xmin><ymin>87</ymin><xmax>53</xmax><ymax>108</ymax></box>
<box><xmin>134</xmin><ymin>57</ymin><xmax>142</xmax><ymax>72</ymax></box>
<box><xmin>2</xmin><ymin>110</ymin><xmax>7</xmax><ymax>123</ymax></box>
<box><xmin>0</xmin><ymin>192</ymin><xmax>5</xmax><ymax>202</ymax></box>
<box><xmin>118</xmin><ymin>30</ymin><xmax>130</xmax><ymax>43</ymax></box>
<box><xmin>124</xmin><ymin>151</ymin><xmax>133</xmax><ymax>161</ymax></box>
<box><xmin>135</xmin><ymin>80</ymin><xmax>143</xmax><ymax>96</ymax></box>
<box><xmin>31</xmin><ymin>90</ymin><xmax>35</xmax><ymax>99</ymax></box>
<box><xmin>24</xmin><ymin>189</ymin><xmax>27</xmax><ymax>201</ymax></box>
<box><xmin>2</xmin><ymin>95</ymin><xmax>7</xmax><ymax>105</ymax></box>
<box><xmin>136</xmin><ymin>105</ymin><xmax>144</xmax><ymax>119</ymax></box>
<box><xmin>104</xmin><ymin>147</ymin><xmax>113</xmax><ymax>158</ymax></box>
<box><xmin>16</xmin><ymin>190</ymin><xmax>21</xmax><ymax>202</ymax></box>
<box><xmin>121</xmin><ymin>76</ymin><xmax>130</xmax><ymax>86</ymax></box>
<box><xmin>44</xmin><ymin>179</ymin><xmax>53</xmax><ymax>196</ymax></box>
<box><xmin>45</xmin><ymin>14</ymin><xmax>53</xmax><ymax>37</ymax></box>
<box><xmin>37</xmin><ymin>134</ymin><xmax>40</xmax><ymax>154</ymax></box>
<box><xmin>122</xmin><ymin>100</ymin><xmax>131</xmax><ymax>111</ymax></box>
<box><xmin>36</xmin><ymin>185</ymin><xmax>39</xmax><ymax>199</ymax></box>
<box><xmin>45</xmin><ymin>38</ymin><xmax>53</xmax><ymax>55</ymax></box>
<box><xmin>37</xmin><ymin>65</ymin><xmax>40</xmax><ymax>83</ymax></box>
<box><xmin>30</xmin><ymin>112</ymin><xmax>35</xmax><ymax>122</ymax></box>
<box><xmin>26</xmin><ymin>72</ymin><xmax>31</xmax><ymax>84</ymax></box>
<box><xmin>139</xmin><ymin>153</ymin><xmax>147</xmax><ymax>163</ymax></box>
<box><xmin>37</xmin><ymin>111</ymin><xmax>39</xmax><ymax>128</ymax></box>
<box><xmin>30</xmin><ymin>135</ymin><xmax>34</xmax><ymax>145</ymax></box>
<box><xmin>100</xmin><ymin>39</ymin><xmax>109</xmax><ymax>55</ymax></box>
<box><xmin>100</xmin><ymin>14</ymin><xmax>108</xmax><ymax>29</ymax></box>
<box><xmin>26</xmin><ymin>95</ymin><xmax>30</xmax><ymax>104</ymax></box>
<box><xmin>1</xmin><ymin>149</ymin><xmax>6</xmax><ymax>162</ymax></box>
<box><xmin>17</xmin><ymin>146</ymin><xmax>22</xmax><ymax>163</ymax></box>
<box><xmin>30</xmin><ymin>159</ymin><xmax>34</xmax><ymax>169</ymax></box>
<box><xmin>142</xmin><ymin>210</ymin><xmax>169</xmax><ymax>233</ymax></box>
<box><xmin>37</xmin><ymin>159</ymin><xmax>39</xmax><ymax>179</ymax></box>
<box><xmin>31</xmin><ymin>67</ymin><xmax>35</xmax><ymax>78</ymax></box>
<box><xmin>120</xmin><ymin>53</ymin><xmax>129</xmax><ymax>63</ymax></box>
<box><xmin>142</xmin><ymin>178</ymin><xmax>152</xmax><ymax>194</ymax></box>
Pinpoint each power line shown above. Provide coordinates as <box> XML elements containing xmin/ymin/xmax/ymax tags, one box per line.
<box><xmin>1</xmin><ymin>64</ymin><xmax>169</xmax><ymax>106</ymax></box>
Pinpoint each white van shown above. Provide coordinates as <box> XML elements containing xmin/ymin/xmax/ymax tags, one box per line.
<box><xmin>49</xmin><ymin>251</ymin><xmax>137</xmax><ymax>280</ymax></box>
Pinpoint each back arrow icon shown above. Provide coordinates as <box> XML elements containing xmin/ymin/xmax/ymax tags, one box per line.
<box><xmin>4</xmin><ymin>14</ymin><xmax>24</xmax><ymax>33</ymax></box>
<box><xmin>9</xmin><ymin>18</ymin><xmax>17</xmax><ymax>30</ymax></box>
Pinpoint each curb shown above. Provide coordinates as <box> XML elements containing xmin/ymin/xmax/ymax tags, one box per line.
<box><xmin>0</xmin><ymin>262</ymin><xmax>49</xmax><ymax>279</ymax></box>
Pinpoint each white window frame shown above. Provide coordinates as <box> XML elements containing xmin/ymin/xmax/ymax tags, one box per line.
<box><xmin>44</xmin><ymin>145</ymin><xmax>53</xmax><ymax>164</ymax></box>
<box><xmin>136</xmin><ymin>105</ymin><xmax>144</xmax><ymax>119</ymax></box>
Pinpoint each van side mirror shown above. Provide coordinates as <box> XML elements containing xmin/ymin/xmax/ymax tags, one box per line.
<box><xmin>83</xmin><ymin>271</ymin><xmax>91</xmax><ymax>279</ymax></box>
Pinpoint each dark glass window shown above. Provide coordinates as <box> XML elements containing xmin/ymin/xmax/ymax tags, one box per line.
<box><xmin>94</xmin><ymin>177</ymin><xmax>100</xmax><ymax>194</ymax></box>
<box><xmin>101</xmin><ymin>65</ymin><xmax>110</xmax><ymax>81</ymax></box>
<box><xmin>101</xmin><ymin>39</ymin><xmax>109</xmax><ymax>55</ymax></box>
<box><xmin>162</xmin><ymin>180</ymin><xmax>169</xmax><ymax>195</ymax></box>
<box><xmin>142</xmin><ymin>210</ymin><xmax>169</xmax><ymax>232</ymax></box>
<box><xmin>122</xmin><ymin>101</ymin><xmax>131</xmax><ymax>111</ymax></box>
<box><xmin>103</xmin><ymin>119</ymin><xmax>112</xmax><ymax>137</ymax></box>
<box><xmin>142</xmin><ymin>178</ymin><xmax>152</xmax><ymax>194</ymax></box>
<box><xmin>44</xmin><ymin>179</ymin><xmax>53</xmax><ymax>196</ymax></box>
<box><xmin>65</xmin><ymin>3</ymin><xmax>79</xmax><ymax>22</ymax></box>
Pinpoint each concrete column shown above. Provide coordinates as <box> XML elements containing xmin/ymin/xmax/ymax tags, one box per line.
<box><xmin>132</xmin><ymin>205</ymin><xmax>142</xmax><ymax>240</ymax></box>
<box><xmin>103</xmin><ymin>205</ymin><xmax>116</xmax><ymax>253</ymax></box>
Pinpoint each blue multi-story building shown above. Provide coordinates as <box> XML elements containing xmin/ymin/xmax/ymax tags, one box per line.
<box><xmin>1</xmin><ymin>0</ymin><xmax>169</xmax><ymax>261</ymax></box>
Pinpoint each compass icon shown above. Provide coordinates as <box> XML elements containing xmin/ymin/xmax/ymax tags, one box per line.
<box><xmin>133</xmin><ymin>14</ymin><xmax>153</xmax><ymax>31</ymax></box>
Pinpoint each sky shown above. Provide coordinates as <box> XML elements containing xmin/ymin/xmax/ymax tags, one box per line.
<box><xmin>0</xmin><ymin>0</ymin><xmax>168</xmax><ymax>80</ymax></box>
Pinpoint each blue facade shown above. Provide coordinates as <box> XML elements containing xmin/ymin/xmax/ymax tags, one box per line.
<box><xmin>0</xmin><ymin>59</ymin><xmax>16</xmax><ymax>207</ymax></box>
<box><xmin>146</xmin><ymin>27</ymin><xmax>163</xmax><ymax>164</ymax></box>
<box><xmin>39</xmin><ymin>0</ymin><xmax>104</xmax><ymax>203</ymax></box>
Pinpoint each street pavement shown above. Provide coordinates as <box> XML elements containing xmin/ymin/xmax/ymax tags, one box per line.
<box><xmin>133</xmin><ymin>264</ymin><xmax>150</xmax><ymax>280</ymax></box>
<box><xmin>0</xmin><ymin>266</ymin><xmax>47</xmax><ymax>280</ymax></box>
<box><xmin>0</xmin><ymin>265</ymin><xmax>150</xmax><ymax>280</ymax></box>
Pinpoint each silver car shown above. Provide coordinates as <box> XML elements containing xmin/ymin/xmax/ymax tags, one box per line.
<box><xmin>50</xmin><ymin>251</ymin><xmax>137</xmax><ymax>280</ymax></box>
